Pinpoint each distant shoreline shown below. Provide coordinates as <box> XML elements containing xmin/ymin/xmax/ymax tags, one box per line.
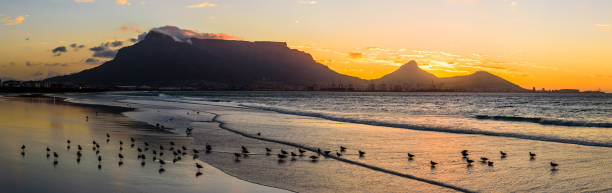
<box><xmin>0</xmin><ymin>87</ymin><xmax>607</xmax><ymax>94</ymax></box>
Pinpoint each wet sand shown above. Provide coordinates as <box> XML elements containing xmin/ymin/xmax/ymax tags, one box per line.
<box><xmin>0</xmin><ymin>96</ymin><xmax>288</xmax><ymax>193</ymax></box>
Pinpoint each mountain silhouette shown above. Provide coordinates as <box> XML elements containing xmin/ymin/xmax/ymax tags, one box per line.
<box><xmin>47</xmin><ymin>31</ymin><xmax>363</xmax><ymax>89</ymax></box>
<box><xmin>47</xmin><ymin>29</ymin><xmax>525</xmax><ymax>92</ymax></box>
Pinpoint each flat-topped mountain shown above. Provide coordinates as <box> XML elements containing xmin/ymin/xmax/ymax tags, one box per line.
<box><xmin>47</xmin><ymin>31</ymin><xmax>364</xmax><ymax>89</ymax></box>
<box><xmin>47</xmin><ymin>28</ymin><xmax>525</xmax><ymax>92</ymax></box>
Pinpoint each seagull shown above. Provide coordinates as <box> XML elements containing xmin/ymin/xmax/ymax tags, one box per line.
<box><xmin>195</xmin><ymin>163</ymin><xmax>203</xmax><ymax>170</ymax></box>
<box><xmin>77</xmin><ymin>151</ymin><xmax>82</xmax><ymax>157</ymax></box>
<box><xmin>336</xmin><ymin>152</ymin><xmax>342</xmax><ymax>157</ymax></box>
<box><xmin>98</xmin><ymin>155</ymin><xmax>102</xmax><ymax>162</ymax></box>
<box><xmin>550</xmin><ymin>162</ymin><xmax>558</xmax><ymax>169</ymax></box>
<box><xmin>159</xmin><ymin>159</ymin><xmax>166</xmax><ymax>165</ymax></box>
<box><xmin>291</xmin><ymin>152</ymin><xmax>298</xmax><ymax>157</ymax></box>
<box><xmin>144</xmin><ymin>142</ymin><xmax>149</xmax><ymax>147</ymax></box>
<box><xmin>461</xmin><ymin>150</ymin><xmax>469</xmax><ymax>157</ymax></box>
<box><xmin>310</xmin><ymin>155</ymin><xmax>319</xmax><ymax>160</ymax></box>
<box><xmin>280</xmin><ymin>149</ymin><xmax>288</xmax><ymax>155</ymax></box>
<box><xmin>234</xmin><ymin>153</ymin><xmax>242</xmax><ymax>159</ymax></box>
<box><xmin>181</xmin><ymin>145</ymin><xmax>187</xmax><ymax>151</ymax></box>
<box><xmin>277</xmin><ymin>154</ymin><xmax>287</xmax><ymax>159</ymax></box>
<box><xmin>298</xmin><ymin>149</ymin><xmax>306</xmax><ymax>154</ymax></box>
<box><xmin>20</xmin><ymin>145</ymin><xmax>26</xmax><ymax>151</ymax></box>
<box><xmin>106</xmin><ymin>133</ymin><xmax>110</xmax><ymax>138</ymax></box>
<box><xmin>196</xmin><ymin>172</ymin><xmax>202</xmax><ymax>177</ymax></box>
<box><xmin>500</xmin><ymin>151</ymin><xmax>507</xmax><ymax>157</ymax></box>
<box><xmin>67</xmin><ymin>140</ymin><xmax>71</xmax><ymax>144</ymax></box>
<box><xmin>53</xmin><ymin>152</ymin><xmax>59</xmax><ymax>158</ymax></box>
<box><xmin>193</xmin><ymin>149</ymin><xmax>199</xmax><ymax>154</ymax></box>
<box><xmin>130</xmin><ymin>137</ymin><xmax>135</xmax><ymax>143</ymax></box>
<box><xmin>466</xmin><ymin>159</ymin><xmax>475</xmax><ymax>164</ymax></box>
<box><xmin>323</xmin><ymin>151</ymin><xmax>331</xmax><ymax>156</ymax></box>
<box><xmin>487</xmin><ymin>161</ymin><xmax>494</xmax><ymax>166</ymax></box>
<box><xmin>340</xmin><ymin>146</ymin><xmax>347</xmax><ymax>152</ymax></box>
<box><xmin>160</xmin><ymin>145</ymin><xmax>164</xmax><ymax>150</ymax></box>
<box><xmin>407</xmin><ymin>153</ymin><xmax>415</xmax><ymax>159</ymax></box>
<box><xmin>141</xmin><ymin>161</ymin><xmax>145</xmax><ymax>166</ymax></box>
<box><xmin>78</xmin><ymin>145</ymin><xmax>82</xmax><ymax>151</ymax></box>
<box><xmin>480</xmin><ymin>157</ymin><xmax>489</xmax><ymax>163</ymax></box>
<box><xmin>430</xmin><ymin>161</ymin><xmax>438</xmax><ymax>167</ymax></box>
<box><xmin>158</xmin><ymin>168</ymin><xmax>165</xmax><ymax>173</ymax></box>
<box><xmin>529</xmin><ymin>152</ymin><xmax>536</xmax><ymax>159</ymax></box>
<box><xmin>119</xmin><ymin>141</ymin><xmax>123</xmax><ymax>145</ymax></box>
<box><xmin>170</xmin><ymin>141</ymin><xmax>175</xmax><ymax>146</ymax></box>
<box><xmin>118</xmin><ymin>153</ymin><xmax>124</xmax><ymax>159</ymax></box>
<box><xmin>358</xmin><ymin>150</ymin><xmax>366</xmax><ymax>157</ymax></box>
<box><xmin>46</xmin><ymin>147</ymin><xmax>50</xmax><ymax>152</ymax></box>
<box><xmin>205</xmin><ymin>144</ymin><xmax>212</xmax><ymax>152</ymax></box>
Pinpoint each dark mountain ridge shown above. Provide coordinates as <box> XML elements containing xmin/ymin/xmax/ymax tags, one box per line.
<box><xmin>47</xmin><ymin>31</ymin><xmax>525</xmax><ymax>92</ymax></box>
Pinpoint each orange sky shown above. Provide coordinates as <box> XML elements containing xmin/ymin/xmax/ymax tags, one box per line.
<box><xmin>0</xmin><ymin>0</ymin><xmax>611</xmax><ymax>91</ymax></box>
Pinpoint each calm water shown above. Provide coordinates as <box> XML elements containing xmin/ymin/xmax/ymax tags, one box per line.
<box><xmin>58</xmin><ymin>91</ymin><xmax>612</xmax><ymax>192</ymax></box>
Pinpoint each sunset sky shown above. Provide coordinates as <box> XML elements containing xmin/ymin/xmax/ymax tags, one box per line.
<box><xmin>1</xmin><ymin>0</ymin><xmax>611</xmax><ymax>91</ymax></box>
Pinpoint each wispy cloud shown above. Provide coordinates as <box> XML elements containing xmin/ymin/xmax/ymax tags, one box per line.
<box><xmin>1</xmin><ymin>14</ymin><xmax>29</xmax><ymax>26</ymax></box>
<box><xmin>297</xmin><ymin>0</ymin><xmax>317</xmax><ymax>5</ymax></box>
<box><xmin>120</xmin><ymin>25</ymin><xmax>141</xmax><ymax>33</ymax></box>
<box><xmin>187</xmin><ymin>2</ymin><xmax>216</xmax><ymax>8</ymax></box>
<box><xmin>74</xmin><ymin>0</ymin><xmax>94</xmax><ymax>3</ymax></box>
<box><xmin>594</xmin><ymin>24</ymin><xmax>611</xmax><ymax>32</ymax></box>
<box><xmin>116</xmin><ymin>0</ymin><xmax>131</xmax><ymax>6</ymax></box>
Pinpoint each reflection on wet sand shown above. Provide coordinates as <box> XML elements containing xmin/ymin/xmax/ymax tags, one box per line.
<box><xmin>0</xmin><ymin>97</ymin><xmax>287</xmax><ymax>193</ymax></box>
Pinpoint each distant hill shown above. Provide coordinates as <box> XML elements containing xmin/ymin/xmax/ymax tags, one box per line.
<box><xmin>370</xmin><ymin>61</ymin><xmax>525</xmax><ymax>92</ymax></box>
<box><xmin>47</xmin><ymin>29</ymin><xmax>525</xmax><ymax>92</ymax></box>
<box><xmin>438</xmin><ymin>71</ymin><xmax>525</xmax><ymax>92</ymax></box>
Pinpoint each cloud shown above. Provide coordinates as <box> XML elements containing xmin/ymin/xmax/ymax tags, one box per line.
<box><xmin>110</xmin><ymin>41</ymin><xmax>123</xmax><ymax>47</ymax></box>
<box><xmin>85</xmin><ymin>58</ymin><xmax>102</xmax><ymax>64</ymax></box>
<box><xmin>25</xmin><ymin>61</ymin><xmax>37</xmax><ymax>67</ymax></box>
<box><xmin>348</xmin><ymin>52</ymin><xmax>363</xmax><ymax>59</ymax></box>
<box><xmin>90</xmin><ymin>45</ymin><xmax>118</xmax><ymax>58</ymax></box>
<box><xmin>44</xmin><ymin>63</ymin><xmax>68</xmax><ymax>67</ymax></box>
<box><xmin>297</xmin><ymin>0</ymin><xmax>317</xmax><ymax>5</ymax></box>
<box><xmin>187</xmin><ymin>2</ymin><xmax>216</xmax><ymax>8</ymax></box>
<box><xmin>31</xmin><ymin>71</ymin><xmax>43</xmax><ymax>77</ymax></box>
<box><xmin>594</xmin><ymin>24</ymin><xmax>611</xmax><ymax>32</ymax></box>
<box><xmin>116</xmin><ymin>0</ymin><xmax>131</xmax><ymax>5</ymax></box>
<box><xmin>52</xmin><ymin>46</ymin><xmax>68</xmax><ymax>56</ymax></box>
<box><xmin>74</xmin><ymin>0</ymin><xmax>94</xmax><ymax>3</ymax></box>
<box><xmin>120</xmin><ymin>25</ymin><xmax>141</xmax><ymax>33</ymax></box>
<box><xmin>149</xmin><ymin>25</ymin><xmax>243</xmax><ymax>44</ymax></box>
<box><xmin>1</xmin><ymin>14</ymin><xmax>29</xmax><ymax>26</ymax></box>
<box><xmin>70</xmin><ymin>43</ymin><xmax>86</xmax><ymax>50</ymax></box>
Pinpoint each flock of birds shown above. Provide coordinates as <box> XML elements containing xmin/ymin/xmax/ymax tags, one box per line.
<box><xmin>19</xmin><ymin>133</ymin><xmax>209</xmax><ymax>176</ymax></box>
<box><xmin>423</xmin><ymin>150</ymin><xmax>559</xmax><ymax>170</ymax></box>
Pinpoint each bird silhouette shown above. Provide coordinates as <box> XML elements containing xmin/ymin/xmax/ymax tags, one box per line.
<box><xmin>407</xmin><ymin>153</ymin><xmax>415</xmax><ymax>159</ymax></box>
<box><xmin>550</xmin><ymin>161</ymin><xmax>558</xmax><ymax>169</ymax></box>
<box><xmin>358</xmin><ymin>150</ymin><xmax>366</xmax><ymax>157</ymax></box>
<box><xmin>430</xmin><ymin>161</ymin><xmax>438</xmax><ymax>167</ymax></box>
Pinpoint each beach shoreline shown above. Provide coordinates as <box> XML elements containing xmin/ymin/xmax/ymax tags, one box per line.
<box><xmin>24</xmin><ymin>92</ymin><xmax>612</xmax><ymax>193</ymax></box>
<box><xmin>0</xmin><ymin>95</ymin><xmax>290</xmax><ymax>193</ymax></box>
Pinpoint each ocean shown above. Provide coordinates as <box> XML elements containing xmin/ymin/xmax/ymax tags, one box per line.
<box><xmin>58</xmin><ymin>91</ymin><xmax>612</xmax><ymax>192</ymax></box>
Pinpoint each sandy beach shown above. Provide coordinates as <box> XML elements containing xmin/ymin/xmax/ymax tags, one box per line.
<box><xmin>48</xmin><ymin>92</ymin><xmax>611</xmax><ymax>193</ymax></box>
<box><xmin>0</xmin><ymin>96</ymin><xmax>288</xmax><ymax>193</ymax></box>
<box><xmin>2</xmin><ymin>92</ymin><xmax>611</xmax><ymax>193</ymax></box>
